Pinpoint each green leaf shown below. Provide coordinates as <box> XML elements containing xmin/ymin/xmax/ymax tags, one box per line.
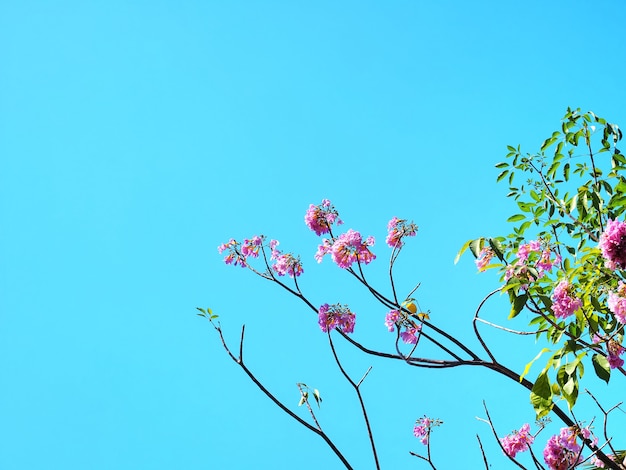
<box><xmin>469</xmin><ymin>238</ymin><xmax>484</xmax><ymax>258</ymax></box>
<box><xmin>495</xmin><ymin>162</ymin><xmax>509</xmax><ymax>169</ymax></box>
<box><xmin>488</xmin><ymin>238</ymin><xmax>505</xmax><ymax>262</ymax></box>
<box><xmin>509</xmin><ymin>293</ymin><xmax>528</xmax><ymax>319</ymax></box>
<box><xmin>592</xmin><ymin>354</ymin><xmax>611</xmax><ymax>384</ymax></box>
<box><xmin>520</xmin><ymin>347</ymin><xmax>551</xmax><ymax>382</ymax></box>
<box><xmin>530</xmin><ymin>371</ymin><xmax>553</xmax><ymax>418</ymax></box>
<box><xmin>454</xmin><ymin>239</ymin><xmax>473</xmax><ymax>264</ymax></box>
<box><xmin>313</xmin><ymin>389</ymin><xmax>322</xmax><ymax>407</ymax></box>
<box><xmin>507</xmin><ymin>214</ymin><xmax>526</xmax><ymax>222</ymax></box>
<box><xmin>497</xmin><ymin>170</ymin><xmax>509</xmax><ymax>182</ymax></box>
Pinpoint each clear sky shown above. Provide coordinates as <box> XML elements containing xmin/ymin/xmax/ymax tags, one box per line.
<box><xmin>2</xmin><ymin>1</ymin><xmax>626</xmax><ymax>469</ymax></box>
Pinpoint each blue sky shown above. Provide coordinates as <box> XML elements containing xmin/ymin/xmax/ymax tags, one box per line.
<box><xmin>2</xmin><ymin>1</ymin><xmax>626</xmax><ymax>469</ymax></box>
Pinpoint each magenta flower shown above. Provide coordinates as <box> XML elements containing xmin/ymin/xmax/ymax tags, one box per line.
<box><xmin>505</xmin><ymin>240</ymin><xmax>560</xmax><ymax>283</ymax></box>
<box><xmin>330</xmin><ymin>229</ymin><xmax>376</xmax><ymax>269</ymax></box>
<box><xmin>305</xmin><ymin>199</ymin><xmax>343</xmax><ymax>236</ymax></box>
<box><xmin>542</xmin><ymin>426</ymin><xmax>594</xmax><ymax>470</ymax></box>
<box><xmin>384</xmin><ymin>309</ymin><xmax>422</xmax><ymax>343</ymax></box>
<box><xmin>551</xmin><ymin>280</ymin><xmax>582</xmax><ymax>319</ymax></box>
<box><xmin>314</xmin><ymin>238</ymin><xmax>333</xmax><ymax>263</ymax></box>
<box><xmin>413</xmin><ymin>416</ymin><xmax>441</xmax><ymax>446</ymax></box>
<box><xmin>517</xmin><ymin>240</ymin><xmax>542</xmax><ymax>262</ymax></box>
<box><xmin>475</xmin><ymin>247</ymin><xmax>495</xmax><ymax>272</ymax></box>
<box><xmin>217</xmin><ymin>239</ymin><xmax>247</xmax><ymax>267</ymax></box>
<box><xmin>384</xmin><ymin>309</ymin><xmax>401</xmax><ymax>332</ymax></box>
<box><xmin>269</xmin><ymin>240</ymin><xmax>303</xmax><ymax>278</ymax></box>
<box><xmin>386</xmin><ymin>217</ymin><xmax>418</xmax><ymax>248</ymax></box>
<box><xmin>241</xmin><ymin>235</ymin><xmax>263</xmax><ymax>258</ymax></box>
<box><xmin>318</xmin><ymin>303</ymin><xmax>355</xmax><ymax>334</ymax></box>
<box><xmin>401</xmin><ymin>326</ymin><xmax>421</xmax><ymax>344</ymax></box>
<box><xmin>500</xmin><ymin>423</ymin><xmax>534</xmax><ymax>458</ymax></box>
<box><xmin>607</xmin><ymin>281</ymin><xmax>626</xmax><ymax>324</ymax></box>
<box><xmin>599</xmin><ymin>219</ymin><xmax>626</xmax><ymax>270</ymax></box>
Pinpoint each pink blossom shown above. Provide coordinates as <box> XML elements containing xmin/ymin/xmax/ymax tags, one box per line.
<box><xmin>607</xmin><ymin>281</ymin><xmax>626</xmax><ymax>324</ymax></box>
<box><xmin>517</xmin><ymin>240</ymin><xmax>542</xmax><ymax>262</ymax></box>
<box><xmin>314</xmin><ymin>238</ymin><xmax>333</xmax><ymax>263</ymax></box>
<box><xmin>384</xmin><ymin>309</ymin><xmax>422</xmax><ymax>343</ymax></box>
<box><xmin>551</xmin><ymin>280</ymin><xmax>582</xmax><ymax>319</ymax></box>
<box><xmin>401</xmin><ymin>326</ymin><xmax>421</xmax><ymax>344</ymax></box>
<box><xmin>241</xmin><ymin>235</ymin><xmax>263</xmax><ymax>258</ymax></box>
<box><xmin>413</xmin><ymin>416</ymin><xmax>441</xmax><ymax>446</ymax></box>
<box><xmin>318</xmin><ymin>303</ymin><xmax>355</xmax><ymax>334</ymax></box>
<box><xmin>500</xmin><ymin>423</ymin><xmax>534</xmax><ymax>458</ymax></box>
<box><xmin>305</xmin><ymin>199</ymin><xmax>343</xmax><ymax>236</ymax></box>
<box><xmin>599</xmin><ymin>219</ymin><xmax>626</xmax><ymax>270</ymax></box>
<box><xmin>475</xmin><ymin>247</ymin><xmax>495</xmax><ymax>272</ymax></box>
<box><xmin>506</xmin><ymin>240</ymin><xmax>560</xmax><ymax>283</ymax></box>
<box><xmin>271</xmin><ymin>253</ymin><xmax>303</xmax><ymax>277</ymax></box>
<box><xmin>384</xmin><ymin>310</ymin><xmax>401</xmax><ymax>332</ymax></box>
<box><xmin>607</xmin><ymin>341</ymin><xmax>625</xmax><ymax>369</ymax></box>
<box><xmin>269</xmin><ymin>240</ymin><xmax>303</xmax><ymax>277</ymax></box>
<box><xmin>543</xmin><ymin>427</ymin><xmax>593</xmax><ymax>470</ymax></box>
<box><xmin>217</xmin><ymin>239</ymin><xmax>247</xmax><ymax>267</ymax></box>
<box><xmin>330</xmin><ymin>229</ymin><xmax>376</xmax><ymax>269</ymax></box>
<box><xmin>386</xmin><ymin>217</ymin><xmax>418</xmax><ymax>248</ymax></box>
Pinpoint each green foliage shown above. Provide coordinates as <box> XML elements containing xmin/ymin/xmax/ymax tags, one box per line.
<box><xmin>460</xmin><ymin>109</ymin><xmax>625</xmax><ymax>416</ymax></box>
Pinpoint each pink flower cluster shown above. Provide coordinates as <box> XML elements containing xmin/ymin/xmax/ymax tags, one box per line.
<box><xmin>599</xmin><ymin>219</ymin><xmax>626</xmax><ymax>270</ymax></box>
<box><xmin>386</xmin><ymin>217</ymin><xmax>418</xmax><ymax>248</ymax></box>
<box><xmin>315</xmin><ymin>229</ymin><xmax>376</xmax><ymax>269</ymax></box>
<box><xmin>505</xmin><ymin>240</ymin><xmax>561</xmax><ymax>282</ymax></box>
<box><xmin>543</xmin><ymin>426</ymin><xmax>592</xmax><ymax>470</ymax></box>
<box><xmin>607</xmin><ymin>281</ymin><xmax>626</xmax><ymax>324</ymax></box>
<box><xmin>217</xmin><ymin>239</ymin><xmax>248</xmax><ymax>267</ymax></box>
<box><xmin>219</xmin><ymin>236</ymin><xmax>304</xmax><ymax>277</ymax></box>
<box><xmin>500</xmin><ymin>423</ymin><xmax>534</xmax><ymax>458</ymax></box>
<box><xmin>475</xmin><ymin>247</ymin><xmax>495</xmax><ymax>272</ymax></box>
<box><xmin>385</xmin><ymin>309</ymin><xmax>422</xmax><ymax>344</ymax></box>
<box><xmin>269</xmin><ymin>240</ymin><xmax>303</xmax><ymax>278</ymax></box>
<box><xmin>318</xmin><ymin>303</ymin><xmax>355</xmax><ymax>334</ymax></box>
<box><xmin>305</xmin><ymin>199</ymin><xmax>343</xmax><ymax>236</ymax></box>
<box><xmin>413</xmin><ymin>416</ymin><xmax>441</xmax><ymax>446</ymax></box>
<box><xmin>218</xmin><ymin>235</ymin><xmax>264</xmax><ymax>268</ymax></box>
<box><xmin>550</xmin><ymin>280</ymin><xmax>582</xmax><ymax>319</ymax></box>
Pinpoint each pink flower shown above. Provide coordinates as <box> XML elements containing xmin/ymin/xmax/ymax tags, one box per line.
<box><xmin>272</xmin><ymin>253</ymin><xmax>303</xmax><ymax>277</ymax></box>
<box><xmin>305</xmin><ymin>199</ymin><xmax>343</xmax><ymax>236</ymax></box>
<box><xmin>543</xmin><ymin>427</ymin><xmax>593</xmax><ymax>470</ymax></box>
<box><xmin>314</xmin><ymin>239</ymin><xmax>333</xmax><ymax>263</ymax></box>
<box><xmin>217</xmin><ymin>239</ymin><xmax>247</xmax><ymax>267</ymax></box>
<box><xmin>506</xmin><ymin>240</ymin><xmax>560</xmax><ymax>283</ymax></box>
<box><xmin>517</xmin><ymin>240</ymin><xmax>542</xmax><ymax>262</ymax></box>
<box><xmin>384</xmin><ymin>309</ymin><xmax>422</xmax><ymax>343</ymax></box>
<box><xmin>500</xmin><ymin>423</ymin><xmax>534</xmax><ymax>458</ymax></box>
<box><xmin>413</xmin><ymin>416</ymin><xmax>441</xmax><ymax>446</ymax></box>
<box><xmin>330</xmin><ymin>229</ymin><xmax>376</xmax><ymax>269</ymax></box>
<box><xmin>475</xmin><ymin>247</ymin><xmax>495</xmax><ymax>272</ymax></box>
<box><xmin>384</xmin><ymin>310</ymin><xmax>401</xmax><ymax>332</ymax></box>
<box><xmin>318</xmin><ymin>303</ymin><xmax>355</xmax><ymax>334</ymax></box>
<box><xmin>607</xmin><ymin>281</ymin><xmax>626</xmax><ymax>324</ymax></box>
<box><xmin>401</xmin><ymin>326</ymin><xmax>421</xmax><ymax>344</ymax></box>
<box><xmin>551</xmin><ymin>280</ymin><xmax>582</xmax><ymax>319</ymax></box>
<box><xmin>599</xmin><ymin>219</ymin><xmax>626</xmax><ymax>270</ymax></box>
<box><xmin>386</xmin><ymin>217</ymin><xmax>418</xmax><ymax>248</ymax></box>
<box><xmin>241</xmin><ymin>235</ymin><xmax>263</xmax><ymax>258</ymax></box>
<box><xmin>607</xmin><ymin>340</ymin><xmax>625</xmax><ymax>369</ymax></box>
<box><xmin>269</xmin><ymin>240</ymin><xmax>303</xmax><ymax>278</ymax></box>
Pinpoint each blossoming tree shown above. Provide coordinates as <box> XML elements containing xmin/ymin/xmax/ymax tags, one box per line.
<box><xmin>201</xmin><ymin>108</ymin><xmax>626</xmax><ymax>469</ymax></box>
